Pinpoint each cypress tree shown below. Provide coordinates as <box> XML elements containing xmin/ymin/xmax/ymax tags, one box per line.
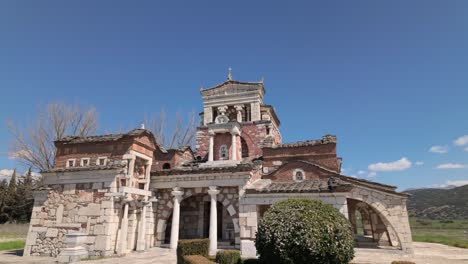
<box><xmin>4</xmin><ymin>169</ymin><xmax>17</xmax><ymax>223</ymax></box>
<box><xmin>16</xmin><ymin>168</ymin><xmax>34</xmax><ymax>222</ymax></box>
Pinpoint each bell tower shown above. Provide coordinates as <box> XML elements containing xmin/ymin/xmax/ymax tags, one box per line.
<box><xmin>196</xmin><ymin>71</ymin><xmax>282</xmax><ymax>165</ymax></box>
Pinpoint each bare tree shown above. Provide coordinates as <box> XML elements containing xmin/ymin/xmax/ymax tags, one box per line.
<box><xmin>8</xmin><ymin>103</ymin><xmax>98</xmax><ymax>171</ymax></box>
<box><xmin>146</xmin><ymin>110</ymin><xmax>197</xmax><ymax>149</ymax></box>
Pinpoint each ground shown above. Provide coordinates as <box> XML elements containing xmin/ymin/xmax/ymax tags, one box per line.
<box><xmin>410</xmin><ymin>218</ymin><xmax>468</xmax><ymax>248</ymax></box>
<box><xmin>0</xmin><ymin>242</ymin><xmax>467</xmax><ymax>264</ymax></box>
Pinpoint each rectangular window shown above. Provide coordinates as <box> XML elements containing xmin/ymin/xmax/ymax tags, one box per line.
<box><xmin>81</xmin><ymin>158</ymin><xmax>90</xmax><ymax>167</ymax></box>
<box><xmin>97</xmin><ymin>157</ymin><xmax>107</xmax><ymax>166</ymax></box>
<box><xmin>66</xmin><ymin>159</ymin><xmax>76</xmax><ymax>168</ymax></box>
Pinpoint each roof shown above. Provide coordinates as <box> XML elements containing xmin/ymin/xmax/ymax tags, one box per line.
<box><xmin>55</xmin><ymin>129</ymin><xmax>167</xmax><ymax>153</ymax></box>
<box><xmin>260</xmin><ymin>105</ymin><xmax>281</xmax><ymax>126</ymax></box>
<box><xmin>201</xmin><ymin>80</ymin><xmax>264</xmax><ymax>92</ymax></box>
<box><xmin>268</xmin><ymin>134</ymin><xmax>337</xmax><ymax>149</ymax></box>
<box><xmin>246</xmin><ymin>178</ymin><xmax>353</xmax><ymax>194</ymax></box>
<box><xmin>151</xmin><ymin>162</ymin><xmax>255</xmax><ymax>176</ymax></box>
<box><xmin>56</xmin><ymin>129</ymin><xmax>150</xmax><ymax>144</ymax></box>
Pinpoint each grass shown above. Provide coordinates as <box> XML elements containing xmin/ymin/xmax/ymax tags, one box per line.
<box><xmin>410</xmin><ymin>218</ymin><xmax>468</xmax><ymax>248</ymax></box>
<box><xmin>0</xmin><ymin>240</ymin><xmax>26</xmax><ymax>251</ymax></box>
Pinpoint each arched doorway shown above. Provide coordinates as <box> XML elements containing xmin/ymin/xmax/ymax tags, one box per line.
<box><xmin>347</xmin><ymin>198</ymin><xmax>395</xmax><ymax>248</ymax></box>
<box><xmin>164</xmin><ymin>194</ymin><xmax>235</xmax><ymax>246</ymax></box>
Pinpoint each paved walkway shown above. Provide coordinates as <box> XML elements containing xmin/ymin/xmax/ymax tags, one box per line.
<box><xmin>1</xmin><ymin>242</ymin><xmax>467</xmax><ymax>264</ymax></box>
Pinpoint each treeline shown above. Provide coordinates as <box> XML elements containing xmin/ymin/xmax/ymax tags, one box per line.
<box><xmin>0</xmin><ymin>168</ymin><xmax>35</xmax><ymax>224</ymax></box>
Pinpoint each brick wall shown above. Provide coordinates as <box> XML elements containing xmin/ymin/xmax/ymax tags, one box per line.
<box><xmin>264</xmin><ymin>161</ymin><xmax>331</xmax><ymax>182</ymax></box>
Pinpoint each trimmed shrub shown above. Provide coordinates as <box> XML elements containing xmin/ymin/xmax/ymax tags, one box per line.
<box><xmin>215</xmin><ymin>250</ymin><xmax>241</xmax><ymax>264</ymax></box>
<box><xmin>177</xmin><ymin>239</ymin><xmax>210</xmax><ymax>264</ymax></box>
<box><xmin>241</xmin><ymin>259</ymin><xmax>259</xmax><ymax>264</ymax></box>
<box><xmin>255</xmin><ymin>198</ymin><xmax>355</xmax><ymax>264</ymax></box>
<box><xmin>184</xmin><ymin>255</ymin><xmax>216</xmax><ymax>264</ymax></box>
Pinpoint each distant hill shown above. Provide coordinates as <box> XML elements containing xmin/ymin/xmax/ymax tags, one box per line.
<box><xmin>406</xmin><ymin>184</ymin><xmax>468</xmax><ymax>220</ymax></box>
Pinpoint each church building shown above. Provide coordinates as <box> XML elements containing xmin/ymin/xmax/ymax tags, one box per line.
<box><xmin>24</xmin><ymin>73</ymin><xmax>413</xmax><ymax>260</ymax></box>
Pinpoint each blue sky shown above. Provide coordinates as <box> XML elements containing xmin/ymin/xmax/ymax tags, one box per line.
<box><xmin>0</xmin><ymin>1</ymin><xmax>467</xmax><ymax>190</ymax></box>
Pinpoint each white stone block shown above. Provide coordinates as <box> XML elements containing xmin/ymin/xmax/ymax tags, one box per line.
<box><xmin>26</xmin><ymin>232</ymin><xmax>38</xmax><ymax>246</ymax></box>
<box><xmin>78</xmin><ymin>203</ymin><xmax>101</xmax><ymax>216</ymax></box>
<box><xmin>227</xmin><ymin>205</ymin><xmax>236</xmax><ymax>216</ymax></box>
<box><xmin>56</xmin><ymin>204</ymin><xmax>64</xmax><ymax>224</ymax></box>
<box><xmin>63</xmin><ymin>184</ymin><xmax>76</xmax><ymax>195</ymax></box>
<box><xmin>240</xmin><ymin>240</ymin><xmax>257</xmax><ymax>258</ymax></box>
<box><xmin>101</xmin><ymin>201</ymin><xmax>113</xmax><ymax>209</ymax></box>
<box><xmin>46</xmin><ymin>228</ymin><xmax>58</xmax><ymax>238</ymax></box>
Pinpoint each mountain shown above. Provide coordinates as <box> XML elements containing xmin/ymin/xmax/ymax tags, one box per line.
<box><xmin>406</xmin><ymin>184</ymin><xmax>468</xmax><ymax>220</ymax></box>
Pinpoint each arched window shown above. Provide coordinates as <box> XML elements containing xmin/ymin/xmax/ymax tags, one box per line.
<box><xmin>162</xmin><ymin>163</ymin><xmax>171</xmax><ymax>170</ymax></box>
<box><xmin>219</xmin><ymin>145</ymin><xmax>228</xmax><ymax>160</ymax></box>
<box><xmin>293</xmin><ymin>169</ymin><xmax>305</xmax><ymax>182</ymax></box>
<box><xmin>241</xmin><ymin>137</ymin><xmax>249</xmax><ymax>158</ymax></box>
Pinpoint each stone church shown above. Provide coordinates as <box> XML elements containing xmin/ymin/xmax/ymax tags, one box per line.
<box><xmin>24</xmin><ymin>73</ymin><xmax>413</xmax><ymax>260</ymax></box>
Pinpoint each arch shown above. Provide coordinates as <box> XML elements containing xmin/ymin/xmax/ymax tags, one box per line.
<box><xmin>158</xmin><ymin>187</ymin><xmax>240</xmax><ymax>247</ymax></box>
<box><xmin>347</xmin><ymin>195</ymin><xmax>404</xmax><ymax>250</ymax></box>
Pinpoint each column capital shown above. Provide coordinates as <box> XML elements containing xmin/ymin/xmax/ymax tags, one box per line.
<box><xmin>208</xmin><ymin>186</ymin><xmax>220</xmax><ymax>196</ymax></box>
<box><xmin>234</xmin><ymin>104</ymin><xmax>245</xmax><ymax>111</ymax></box>
<box><xmin>171</xmin><ymin>188</ymin><xmax>184</xmax><ymax>201</ymax></box>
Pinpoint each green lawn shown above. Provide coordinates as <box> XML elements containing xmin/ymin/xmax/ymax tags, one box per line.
<box><xmin>0</xmin><ymin>240</ymin><xmax>25</xmax><ymax>251</ymax></box>
<box><xmin>410</xmin><ymin>218</ymin><xmax>468</xmax><ymax>248</ymax></box>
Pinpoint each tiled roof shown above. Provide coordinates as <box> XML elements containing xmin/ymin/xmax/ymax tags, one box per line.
<box><xmin>269</xmin><ymin>135</ymin><xmax>337</xmax><ymax>149</ymax></box>
<box><xmin>201</xmin><ymin>80</ymin><xmax>263</xmax><ymax>92</ymax></box>
<box><xmin>151</xmin><ymin>162</ymin><xmax>254</xmax><ymax>176</ymax></box>
<box><xmin>56</xmin><ymin>129</ymin><xmax>149</xmax><ymax>144</ymax></box>
<box><xmin>247</xmin><ymin>178</ymin><xmax>352</xmax><ymax>194</ymax></box>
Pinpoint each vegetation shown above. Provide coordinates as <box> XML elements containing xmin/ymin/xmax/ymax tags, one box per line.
<box><xmin>255</xmin><ymin>198</ymin><xmax>354</xmax><ymax>264</ymax></box>
<box><xmin>215</xmin><ymin>250</ymin><xmax>241</xmax><ymax>264</ymax></box>
<box><xmin>0</xmin><ymin>169</ymin><xmax>35</xmax><ymax>224</ymax></box>
<box><xmin>0</xmin><ymin>240</ymin><xmax>25</xmax><ymax>251</ymax></box>
<box><xmin>410</xmin><ymin>218</ymin><xmax>468</xmax><ymax>248</ymax></box>
<box><xmin>407</xmin><ymin>185</ymin><xmax>468</xmax><ymax>220</ymax></box>
<box><xmin>177</xmin><ymin>239</ymin><xmax>210</xmax><ymax>264</ymax></box>
<box><xmin>183</xmin><ymin>255</ymin><xmax>217</xmax><ymax>264</ymax></box>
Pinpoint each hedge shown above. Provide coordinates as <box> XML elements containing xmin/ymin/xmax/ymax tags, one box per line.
<box><xmin>177</xmin><ymin>239</ymin><xmax>210</xmax><ymax>264</ymax></box>
<box><xmin>215</xmin><ymin>250</ymin><xmax>241</xmax><ymax>264</ymax></box>
<box><xmin>183</xmin><ymin>255</ymin><xmax>216</xmax><ymax>264</ymax></box>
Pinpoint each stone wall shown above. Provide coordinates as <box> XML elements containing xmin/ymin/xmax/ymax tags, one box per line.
<box><xmin>24</xmin><ymin>183</ymin><xmax>120</xmax><ymax>257</ymax></box>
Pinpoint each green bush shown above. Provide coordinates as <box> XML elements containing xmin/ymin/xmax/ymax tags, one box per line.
<box><xmin>183</xmin><ymin>255</ymin><xmax>216</xmax><ymax>264</ymax></box>
<box><xmin>215</xmin><ymin>250</ymin><xmax>241</xmax><ymax>264</ymax></box>
<box><xmin>177</xmin><ymin>239</ymin><xmax>210</xmax><ymax>264</ymax></box>
<box><xmin>255</xmin><ymin>198</ymin><xmax>355</xmax><ymax>264</ymax></box>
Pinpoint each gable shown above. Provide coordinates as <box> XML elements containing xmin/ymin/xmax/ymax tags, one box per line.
<box><xmin>263</xmin><ymin>160</ymin><xmax>334</xmax><ymax>182</ymax></box>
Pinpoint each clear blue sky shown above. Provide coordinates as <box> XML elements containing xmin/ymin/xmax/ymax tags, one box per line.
<box><xmin>1</xmin><ymin>1</ymin><xmax>467</xmax><ymax>190</ymax></box>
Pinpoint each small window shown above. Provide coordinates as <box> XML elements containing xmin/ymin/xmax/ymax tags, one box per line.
<box><xmin>219</xmin><ymin>145</ymin><xmax>228</xmax><ymax>160</ymax></box>
<box><xmin>293</xmin><ymin>169</ymin><xmax>305</xmax><ymax>182</ymax></box>
<box><xmin>66</xmin><ymin>159</ymin><xmax>76</xmax><ymax>168</ymax></box>
<box><xmin>138</xmin><ymin>183</ymin><xmax>145</xmax><ymax>190</ymax></box>
<box><xmin>97</xmin><ymin>157</ymin><xmax>107</xmax><ymax>166</ymax></box>
<box><xmin>162</xmin><ymin>163</ymin><xmax>171</xmax><ymax>170</ymax></box>
<box><xmin>80</xmin><ymin>158</ymin><xmax>90</xmax><ymax>167</ymax></box>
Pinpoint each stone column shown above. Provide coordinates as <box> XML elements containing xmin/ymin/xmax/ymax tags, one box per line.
<box><xmin>118</xmin><ymin>202</ymin><xmax>130</xmax><ymax>255</ymax></box>
<box><xmin>136</xmin><ymin>201</ymin><xmax>150</xmax><ymax>251</ymax></box>
<box><xmin>208</xmin><ymin>186</ymin><xmax>220</xmax><ymax>255</ymax></box>
<box><xmin>170</xmin><ymin>188</ymin><xmax>184</xmax><ymax>250</ymax></box>
<box><xmin>208</xmin><ymin>132</ymin><xmax>215</xmax><ymax>162</ymax></box>
<box><xmin>231</xmin><ymin>133</ymin><xmax>237</xmax><ymax>161</ymax></box>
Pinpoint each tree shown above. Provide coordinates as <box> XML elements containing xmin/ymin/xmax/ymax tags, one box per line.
<box><xmin>255</xmin><ymin>198</ymin><xmax>355</xmax><ymax>264</ymax></box>
<box><xmin>0</xmin><ymin>179</ymin><xmax>9</xmax><ymax>223</ymax></box>
<box><xmin>4</xmin><ymin>170</ymin><xmax>18</xmax><ymax>223</ymax></box>
<box><xmin>15</xmin><ymin>168</ymin><xmax>34</xmax><ymax>222</ymax></box>
<box><xmin>145</xmin><ymin>110</ymin><xmax>197</xmax><ymax>149</ymax></box>
<box><xmin>8</xmin><ymin>102</ymin><xmax>98</xmax><ymax>171</ymax></box>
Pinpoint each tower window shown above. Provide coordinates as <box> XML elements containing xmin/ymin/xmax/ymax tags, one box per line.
<box><xmin>97</xmin><ymin>157</ymin><xmax>107</xmax><ymax>166</ymax></box>
<box><xmin>219</xmin><ymin>145</ymin><xmax>228</xmax><ymax>160</ymax></box>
